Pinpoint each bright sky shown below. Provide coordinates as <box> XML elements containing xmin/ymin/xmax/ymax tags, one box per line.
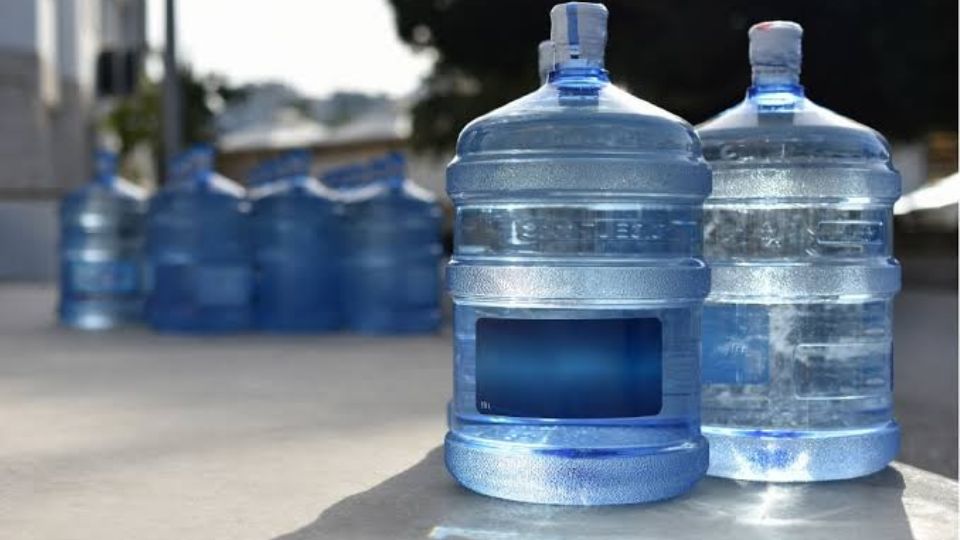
<box><xmin>146</xmin><ymin>0</ymin><xmax>436</xmax><ymax>98</ymax></box>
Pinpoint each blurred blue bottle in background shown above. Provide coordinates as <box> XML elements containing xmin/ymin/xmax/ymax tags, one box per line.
<box><xmin>146</xmin><ymin>145</ymin><xmax>254</xmax><ymax>332</ymax></box>
<box><xmin>321</xmin><ymin>165</ymin><xmax>354</xmax><ymax>192</ymax></box>
<box><xmin>444</xmin><ymin>2</ymin><xmax>711</xmax><ymax>504</ymax></box>
<box><xmin>341</xmin><ymin>152</ymin><xmax>441</xmax><ymax>334</ymax></box>
<box><xmin>328</xmin><ymin>163</ymin><xmax>370</xmax><ymax>193</ymax></box>
<box><xmin>247</xmin><ymin>159</ymin><xmax>276</xmax><ymax>190</ymax></box>
<box><xmin>698</xmin><ymin>21</ymin><xmax>901</xmax><ymax>481</ymax></box>
<box><xmin>59</xmin><ymin>150</ymin><xmax>147</xmax><ymax>329</ymax></box>
<box><xmin>250</xmin><ymin>150</ymin><xmax>342</xmax><ymax>331</ymax></box>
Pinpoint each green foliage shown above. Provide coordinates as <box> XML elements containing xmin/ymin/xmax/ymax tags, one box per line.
<box><xmin>388</xmin><ymin>0</ymin><xmax>958</xmax><ymax>151</ymax></box>
<box><xmin>105</xmin><ymin>65</ymin><xmax>242</xmax><ymax>171</ymax></box>
<box><xmin>103</xmin><ymin>74</ymin><xmax>161</xmax><ymax>159</ymax></box>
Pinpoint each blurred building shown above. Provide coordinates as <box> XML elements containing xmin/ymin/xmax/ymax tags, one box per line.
<box><xmin>215</xmin><ymin>87</ymin><xmax>450</xmax><ymax>197</ymax></box>
<box><xmin>0</xmin><ymin>0</ymin><xmax>145</xmax><ymax>279</ymax></box>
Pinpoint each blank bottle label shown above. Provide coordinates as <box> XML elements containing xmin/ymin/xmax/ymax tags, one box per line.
<box><xmin>67</xmin><ymin>261</ymin><xmax>139</xmax><ymax>294</ymax></box>
<box><xmin>702</xmin><ymin>304</ymin><xmax>770</xmax><ymax>385</ymax></box>
<box><xmin>475</xmin><ymin>317</ymin><xmax>663</xmax><ymax>419</ymax></box>
<box><xmin>195</xmin><ymin>266</ymin><xmax>252</xmax><ymax>306</ymax></box>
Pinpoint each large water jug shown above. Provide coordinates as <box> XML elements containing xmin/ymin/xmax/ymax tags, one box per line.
<box><xmin>146</xmin><ymin>146</ymin><xmax>254</xmax><ymax>332</ymax></box>
<box><xmin>444</xmin><ymin>2</ymin><xmax>711</xmax><ymax>505</ymax></box>
<box><xmin>698</xmin><ymin>21</ymin><xmax>901</xmax><ymax>481</ymax></box>
<box><xmin>59</xmin><ymin>150</ymin><xmax>147</xmax><ymax>329</ymax></box>
<box><xmin>250</xmin><ymin>150</ymin><xmax>341</xmax><ymax>331</ymax></box>
<box><xmin>341</xmin><ymin>152</ymin><xmax>441</xmax><ymax>333</ymax></box>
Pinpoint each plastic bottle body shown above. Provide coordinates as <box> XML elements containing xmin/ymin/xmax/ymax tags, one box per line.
<box><xmin>59</xmin><ymin>177</ymin><xmax>147</xmax><ymax>329</ymax></box>
<box><xmin>341</xmin><ymin>179</ymin><xmax>441</xmax><ymax>334</ymax></box>
<box><xmin>146</xmin><ymin>174</ymin><xmax>253</xmax><ymax>332</ymax></box>
<box><xmin>445</xmin><ymin>64</ymin><xmax>711</xmax><ymax>502</ymax></box>
<box><xmin>698</xmin><ymin>57</ymin><xmax>901</xmax><ymax>480</ymax></box>
<box><xmin>251</xmin><ymin>179</ymin><xmax>342</xmax><ymax>331</ymax></box>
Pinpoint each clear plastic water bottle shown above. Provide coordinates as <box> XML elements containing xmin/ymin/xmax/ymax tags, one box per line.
<box><xmin>145</xmin><ymin>145</ymin><xmax>254</xmax><ymax>332</ymax></box>
<box><xmin>698</xmin><ymin>21</ymin><xmax>901</xmax><ymax>481</ymax></box>
<box><xmin>444</xmin><ymin>2</ymin><xmax>711</xmax><ymax>505</ymax></box>
<box><xmin>59</xmin><ymin>150</ymin><xmax>147</xmax><ymax>329</ymax></box>
<box><xmin>250</xmin><ymin>150</ymin><xmax>342</xmax><ymax>331</ymax></box>
<box><xmin>341</xmin><ymin>152</ymin><xmax>441</xmax><ymax>333</ymax></box>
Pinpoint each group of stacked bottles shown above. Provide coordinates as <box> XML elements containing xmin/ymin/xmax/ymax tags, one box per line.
<box><xmin>58</xmin><ymin>147</ymin><xmax>441</xmax><ymax>334</ymax></box>
<box><xmin>444</xmin><ymin>3</ymin><xmax>901</xmax><ymax>504</ymax></box>
<box><xmin>59</xmin><ymin>0</ymin><xmax>903</xmax><ymax>507</ymax></box>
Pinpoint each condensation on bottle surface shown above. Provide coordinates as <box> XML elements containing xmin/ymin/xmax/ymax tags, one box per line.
<box><xmin>698</xmin><ymin>21</ymin><xmax>901</xmax><ymax>482</ymax></box>
<box><xmin>444</xmin><ymin>2</ymin><xmax>711</xmax><ymax>505</ymax></box>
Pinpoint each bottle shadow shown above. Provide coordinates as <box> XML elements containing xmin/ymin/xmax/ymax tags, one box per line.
<box><xmin>276</xmin><ymin>446</ymin><xmax>914</xmax><ymax>540</ymax></box>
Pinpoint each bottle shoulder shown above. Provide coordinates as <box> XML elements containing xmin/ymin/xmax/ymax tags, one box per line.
<box><xmin>454</xmin><ymin>82</ymin><xmax>702</xmax><ymax>160</ymax></box>
<box><xmin>156</xmin><ymin>173</ymin><xmax>247</xmax><ymax>200</ymax></box>
<box><xmin>61</xmin><ymin>179</ymin><xmax>148</xmax><ymax>219</ymax></box>
<box><xmin>249</xmin><ymin>177</ymin><xmax>340</xmax><ymax>203</ymax></box>
<box><xmin>696</xmin><ymin>95</ymin><xmax>894</xmax><ymax>167</ymax></box>
<box><xmin>66</xmin><ymin>177</ymin><xmax>148</xmax><ymax>202</ymax></box>
<box><xmin>344</xmin><ymin>180</ymin><xmax>438</xmax><ymax>207</ymax></box>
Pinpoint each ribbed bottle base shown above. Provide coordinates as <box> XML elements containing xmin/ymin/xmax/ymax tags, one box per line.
<box><xmin>59</xmin><ymin>301</ymin><xmax>143</xmax><ymax>330</ymax></box>
<box><xmin>703</xmin><ymin>421</ymin><xmax>899</xmax><ymax>482</ymax></box>
<box><xmin>444</xmin><ymin>432</ymin><xmax>708</xmax><ymax>505</ymax></box>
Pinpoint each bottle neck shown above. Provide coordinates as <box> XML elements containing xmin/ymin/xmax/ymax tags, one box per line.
<box><xmin>550</xmin><ymin>59</ymin><xmax>609</xmax><ymax>84</ymax></box>
<box><xmin>94</xmin><ymin>172</ymin><xmax>114</xmax><ymax>186</ymax></box>
<box><xmin>380</xmin><ymin>174</ymin><xmax>404</xmax><ymax>190</ymax></box>
<box><xmin>93</xmin><ymin>153</ymin><xmax>116</xmax><ymax>185</ymax></box>
<box><xmin>749</xmin><ymin>65</ymin><xmax>804</xmax><ymax>98</ymax></box>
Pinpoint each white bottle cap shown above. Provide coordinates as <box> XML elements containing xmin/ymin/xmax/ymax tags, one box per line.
<box><xmin>749</xmin><ymin>21</ymin><xmax>803</xmax><ymax>72</ymax></box>
<box><xmin>538</xmin><ymin>40</ymin><xmax>555</xmax><ymax>82</ymax></box>
<box><xmin>549</xmin><ymin>2</ymin><xmax>608</xmax><ymax>65</ymax></box>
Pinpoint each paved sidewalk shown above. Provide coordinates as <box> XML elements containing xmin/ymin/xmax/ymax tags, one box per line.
<box><xmin>0</xmin><ymin>285</ymin><xmax>954</xmax><ymax>540</ymax></box>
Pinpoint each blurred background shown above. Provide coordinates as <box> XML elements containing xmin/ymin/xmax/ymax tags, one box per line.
<box><xmin>0</xmin><ymin>0</ymin><xmax>955</xmax><ymax>475</ymax></box>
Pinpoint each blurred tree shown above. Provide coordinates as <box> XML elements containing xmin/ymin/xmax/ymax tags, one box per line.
<box><xmin>318</xmin><ymin>92</ymin><xmax>393</xmax><ymax>127</ymax></box>
<box><xmin>389</xmin><ymin>0</ymin><xmax>958</xmax><ymax>151</ymax></box>
<box><xmin>105</xmin><ymin>65</ymin><xmax>244</xmax><ymax>181</ymax></box>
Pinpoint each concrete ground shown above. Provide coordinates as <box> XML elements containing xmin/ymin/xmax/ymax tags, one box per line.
<box><xmin>893</xmin><ymin>288</ymin><xmax>958</xmax><ymax>478</ymax></box>
<box><xmin>0</xmin><ymin>285</ymin><xmax>954</xmax><ymax>540</ymax></box>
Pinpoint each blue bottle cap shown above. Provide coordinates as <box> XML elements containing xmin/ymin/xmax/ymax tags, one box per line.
<box><xmin>549</xmin><ymin>2</ymin><xmax>608</xmax><ymax>64</ymax></box>
<box><xmin>93</xmin><ymin>149</ymin><xmax>118</xmax><ymax>183</ymax></box>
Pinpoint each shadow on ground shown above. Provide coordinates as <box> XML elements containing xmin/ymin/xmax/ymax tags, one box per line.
<box><xmin>277</xmin><ymin>446</ymin><xmax>917</xmax><ymax>540</ymax></box>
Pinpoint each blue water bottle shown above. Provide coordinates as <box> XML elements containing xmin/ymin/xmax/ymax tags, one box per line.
<box><xmin>250</xmin><ymin>150</ymin><xmax>342</xmax><ymax>331</ymax></box>
<box><xmin>321</xmin><ymin>166</ymin><xmax>352</xmax><ymax>191</ymax></box>
<box><xmin>146</xmin><ymin>145</ymin><xmax>254</xmax><ymax>332</ymax></box>
<box><xmin>444</xmin><ymin>2</ymin><xmax>711</xmax><ymax>504</ymax></box>
<box><xmin>59</xmin><ymin>150</ymin><xmax>147</xmax><ymax>329</ymax></box>
<box><xmin>341</xmin><ymin>152</ymin><xmax>441</xmax><ymax>334</ymax></box>
<box><xmin>247</xmin><ymin>159</ymin><xmax>276</xmax><ymax>189</ymax></box>
<box><xmin>698</xmin><ymin>21</ymin><xmax>901</xmax><ymax>481</ymax></box>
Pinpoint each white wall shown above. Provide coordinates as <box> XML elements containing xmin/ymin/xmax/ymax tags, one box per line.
<box><xmin>0</xmin><ymin>1</ymin><xmax>39</xmax><ymax>51</ymax></box>
<box><xmin>37</xmin><ymin>0</ymin><xmax>59</xmax><ymax>105</ymax></box>
<box><xmin>57</xmin><ymin>0</ymin><xmax>100</xmax><ymax>90</ymax></box>
<box><xmin>0</xmin><ymin>201</ymin><xmax>58</xmax><ymax>281</ymax></box>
